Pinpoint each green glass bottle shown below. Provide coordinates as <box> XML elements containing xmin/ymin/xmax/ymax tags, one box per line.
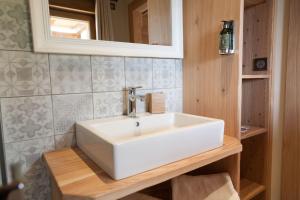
<box><xmin>219</xmin><ymin>21</ymin><xmax>234</xmax><ymax>55</ymax></box>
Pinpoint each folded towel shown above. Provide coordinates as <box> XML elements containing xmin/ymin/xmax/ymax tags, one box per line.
<box><xmin>172</xmin><ymin>173</ymin><xmax>240</xmax><ymax>200</ymax></box>
<box><xmin>119</xmin><ymin>193</ymin><xmax>162</xmax><ymax>200</ymax></box>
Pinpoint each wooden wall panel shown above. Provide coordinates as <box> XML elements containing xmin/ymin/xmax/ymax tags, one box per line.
<box><xmin>241</xmin><ymin>134</ymin><xmax>266</xmax><ymax>183</ymax></box>
<box><xmin>282</xmin><ymin>0</ymin><xmax>300</xmax><ymax>199</ymax></box>
<box><xmin>183</xmin><ymin>0</ymin><xmax>243</xmax><ymax>191</ymax></box>
<box><xmin>242</xmin><ymin>79</ymin><xmax>269</xmax><ymax>127</ymax></box>
<box><xmin>148</xmin><ymin>0</ymin><xmax>172</xmax><ymax>45</ymax></box>
<box><xmin>183</xmin><ymin>0</ymin><xmax>243</xmax><ymax>138</ymax></box>
<box><xmin>241</xmin><ymin>1</ymin><xmax>274</xmax><ymax>199</ymax></box>
<box><xmin>243</xmin><ymin>3</ymin><xmax>269</xmax><ymax>75</ymax></box>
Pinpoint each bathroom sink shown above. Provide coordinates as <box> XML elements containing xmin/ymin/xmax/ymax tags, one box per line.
<box><xmin>76</xmin><ymin>113</ymin><xmax>224</xmax><ymax>180</ymax></box>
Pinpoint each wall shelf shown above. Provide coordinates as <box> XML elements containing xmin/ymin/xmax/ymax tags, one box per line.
<box><xmin>241</xmin><ymin>0</ymin><xmax>274</xmax><ymax>199</ymax></box>
<box><xmin>44</xmin><ymin>136</ymin><xmax>242</xmax><ymax>200</ymax></box>
<box><xmin>240</xmin><ymin>178</ymin><xmax>266</xmax><ymax>200</ymax></box>
<box><xmin>183</xmin><ymin>0</ymin><xmax>274</xmax><ymax>198</ymax></box>
<box><xmin>241</xmin><ymin>126</ymin><xmax>267</xmax><ymax>140</ymax></box>
<box><xmin>242</xmin><ymin>75</ymin><xmax>270</xmax><ymax>79</ymax></box>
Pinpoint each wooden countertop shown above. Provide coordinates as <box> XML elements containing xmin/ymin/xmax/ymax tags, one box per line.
<box><xmin>44</xmin><ymin>135</ymin><xmax>242</xmax><ymax>200</ymax></box>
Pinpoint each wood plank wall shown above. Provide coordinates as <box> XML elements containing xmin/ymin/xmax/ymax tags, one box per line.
<box><xmin>282</xmin><ymin>0</ymin><xmax>300</xmax><ymax>199</ymax></box>
<box><xmin>183</xmin><ymin>0</ymin><xmax>244</xmax><ymax>191</ymax></box>
<box><xmin>183</xmin><ymin>0</ymin><xmax>243</xmax><ymax>138</ymax></box>
<box><xmin>243</xmin><ymin>3</ymin><xmax>269</xmax><ymax>75</ymax></box>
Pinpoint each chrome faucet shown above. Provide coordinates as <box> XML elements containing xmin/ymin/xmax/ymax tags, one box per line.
<box><xmin>127</xmin><ymin>86</ymin><xmax>145</xmax><ymax>118</ymax></box>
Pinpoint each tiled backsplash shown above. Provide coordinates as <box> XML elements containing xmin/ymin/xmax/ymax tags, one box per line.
<box><xmin>0</xmin><ymin>0</ymin><xmax>32</xmax><ymax>51</ymax></box>
<box><xmin>0</xmin><ymin>0</ymin><xmax>183</xmax><ymax>199</ymax></box>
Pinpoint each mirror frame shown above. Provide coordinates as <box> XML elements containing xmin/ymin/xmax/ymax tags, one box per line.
<box><xmin>29</xmin><ymin>0</ymin><xmax>183</xmax><ymax>58</ymax></box>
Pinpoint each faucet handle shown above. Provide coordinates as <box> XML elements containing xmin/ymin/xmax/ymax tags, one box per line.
<box><xmin>128</xmin><ymin>86</ymin><xmax>142</xmax><ymax>90</ymax></box>
<box><xmin>128</xmin><ymin>86</ymin><xmax>143</xmax><ymax>93</ymax></box>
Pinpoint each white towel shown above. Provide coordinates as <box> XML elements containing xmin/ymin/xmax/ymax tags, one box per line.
<box><xmin>172</xmin><ymin>173</ymin><xmax>240</xmax><ymax>200</ymax></box>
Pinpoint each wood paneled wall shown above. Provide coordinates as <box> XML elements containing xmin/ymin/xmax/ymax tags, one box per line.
<box><xmin>243</xmin><ymin>3</ymin><xmax>269</xmax><ymax>75</ymax></box>
<box><xmin>282</xmin><ymin>0</ymin><xmax>300</xmax><ymax>199</ymax></box>
<box><xmin>148</xmin><ymin>0</ymin><xmax>172</xmax><ymax>45</ymax></box>
<box><xmin>183</xmin><ymin>0</ymin><xmax>244</xmax><ymax>190</ymax></box>
<box><xmin>242</xmin><ymin>79</ymin><xmax>269</xmax><ymax>127</ymax></box>
<box><xmin>183</xmin><ymin>0</ymin><xmax>243</xmax><ymax>138</ymax></box>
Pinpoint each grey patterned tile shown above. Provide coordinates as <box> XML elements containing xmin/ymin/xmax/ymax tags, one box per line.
<box><xmin>92</xmin><ymin>56</ymin><xmax>125</xmax><ymax>92</ymax></box>
<box><xmin>49</xmin><ymin>54</ymin><xmax>92</xmax><ymax>94</ymax></box>
<box><xmin>23</xmin><ymin>164</ymin><xmax>51</xmax><ymax>200</ymax></box>
<box><xmin>52</xmin><ymin>93</ymin><xmax>93</xmax><ymax>135</ymax></box>
<box><xmin>175</xmin><ymin>88</ymin><xmax>183</xmax><ymax>112</ymax></box>
<box><xmin>153</xmin><ymin>59</ymin><xmax>175</xmax><ymax>89</ymax></box>
<box><xmin>0</xmin><ymin>51</ymin><xmax>51</xmax><ymax>97</ymax></box>
<box><xmin>54</xmin><ymin>133</ymin><xmax>76</xmax><ymax>150</ymax></box>
<box><xmin>125</xmin><ymin>57</ymin><xmax>153</xmax><ymax>89</ymax></box>
<box><xmin>175</xmin><ymin>59</ymin><xmax>183</xmax><ymax>88</ymax></box>
<box><xmin>135</xmin><ymin>89</ymin><xmax>152</xmax><ymax>113</ymax></box>
<box><xmin>5</xmin><ymin>136</ymin><xmax>54</xmax><ymax>182</ymax></box>
<box><xmin>93</xmin><ymin>92</ymin><xmax>124</xmax><ymax>118</ymax></box>
<box><xmin>1</xmin><ymin>96</ymin><xmax>54</xmax><ymax>143</ymax></box>
<box><xmin>5</xmin><ymin>137</ymin><xmax>54</xmax><ymax>200</ymax></box>
<box><xmin>0</xmin><ymin>0</ymin><xmax>32</xmax><ymax>51</ymax></box>
<box><xmin>153</xmin><ymin>89</ymin><xmax>183</xmax><ymax>112</ymax></box>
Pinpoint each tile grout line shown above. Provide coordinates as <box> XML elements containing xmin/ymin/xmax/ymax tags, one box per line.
<box><xmin>3</xmin><ymin>135</ymin><xmax>55</xmax><ymax>145</ymax></box>
<box><xmin>0</xmin><ymin>98</ymin><xmax>7</xmax><ymax>184</ymax></box>
<box><xmin>0</xmin><ymin>49</ymin><xmax>32</xmax><ymax>53</ymax></box>
<box><xmin>124</xmin><ymin>56</ymin><xmax>127</xmax><ymax>89</ymax></box>
<box><xmin>48</xmin><ymin>53</ymin><xmax>57</xmax><ymax>149</ymax></box>
<box><xmin>123</xmin><ymin>56</ymin><xmax>127</xmax><ymax>115</ymax></box>
<box><xmin>152</xmin><ymin>58</ymin><xmax>154</xmax><ymax>90</ymax></box>
<box><xmin>0</xmin><ymin>86</ymin><xmax>183</xmax><ymax>100</ymax></box>
<box><xmin>173</xmin><ymin>59</ymin><xmax>176</xmax><ymax>88</ymax></box>
<box><xmin>90</xmin><ymin>55</ymin><xmax>95</xmax><ymax>120</ymax></box>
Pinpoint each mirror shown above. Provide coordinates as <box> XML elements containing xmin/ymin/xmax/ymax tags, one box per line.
<box><xmin>48</xmin><ymin>0</ymin><xmax>172</xmax><ymax>46</ymax></box>
<box><xmin>29</xmin><ymin>0</ymin><xmax>182</xmax><ymax>58</ymax></box>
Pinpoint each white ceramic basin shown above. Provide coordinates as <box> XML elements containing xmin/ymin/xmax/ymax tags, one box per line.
<box><xmin>76</xmin><ymin>113</ymin><xmax>224</xmax><ymax>180</ymax></box>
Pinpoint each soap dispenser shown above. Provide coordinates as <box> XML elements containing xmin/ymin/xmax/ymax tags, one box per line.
<box><xmin>219</xmin><ymin>20</ymin><xmax>234</xmax><ymax>55</ymax></box>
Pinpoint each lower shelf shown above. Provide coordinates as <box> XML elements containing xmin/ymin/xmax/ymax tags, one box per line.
<box><xmin>240</xmin><ymin>178</ymin><xmax>266</xmax><ymax>200</ymax></box>
<box><xmin>242</xmin><ymin>74</ymin><xmax>270</xmax><ymax>79</ymax></box>
<box><xmin>241</xmin><ymin>126</ymin><xmax>267</xmax><ymax>140</ymax></box>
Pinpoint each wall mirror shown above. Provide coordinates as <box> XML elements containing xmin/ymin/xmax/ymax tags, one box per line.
<box><xmin>29</xmin><ymin>0</ymin><xmax>183</xmax><ymax>58</ymax></box>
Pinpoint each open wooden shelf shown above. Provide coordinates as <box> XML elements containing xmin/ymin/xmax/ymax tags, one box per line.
<box><xmin>242</xmin><ymin>74</ymin><xmax>270</xmax><ymax>79</ymax></box>
<box><xmin>241</xmin><ymin>126</ymin><xmax>267</xmax><ymax>140</ymax></box>
<box><xmin>44</xmin><ymin>135</ymin><xmax>242</xmax><ymax>200</ymax></box>
<box><xmin>241</xmin><ymin>1</ymin><xmax>274</xmax><ymax>198</ymax></box>
<box><xmin>240</xmin><ymin>178</ymin><xmax>266</xmax><ymax>200</ymax></box>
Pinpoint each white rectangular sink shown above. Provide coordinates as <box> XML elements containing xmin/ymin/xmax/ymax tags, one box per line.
<box><xmin>76</xmin><ymin>113</ymin><xmax>224</xmax><ymax>180</ymax></box>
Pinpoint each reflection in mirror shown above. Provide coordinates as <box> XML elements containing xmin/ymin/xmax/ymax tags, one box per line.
<box><xmin>48</xmin><ymin>0</ymin><xmax>172</xmax><ymax>46</ymax></box>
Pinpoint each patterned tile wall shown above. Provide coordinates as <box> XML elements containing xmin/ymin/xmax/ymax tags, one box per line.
<box><xmin>0</xmin><ymin>51</ymin><xmax>51</xmax><ymax>97</ymax></box>
<box><xmin>52</xmin><ymin>93</ymin><xmax>93</xmax><ymax>149</ymax></box>
<box><xmin>92</xmin><ymin>56</ymin><xmax>125</xmax><ymax>92</ymax></box>
<box><xmin>1</xmin><ymin>96</ymin><xmax>53</xmax><ymax>143</ymax></box>
<box><xmin>0</xmin><ymin>0</ymin><xmax>32</xmax><ymax>51</ymax></box>
<box><xmin>0</xmin><ymin>0</ymin><xmax>183</xmax><ymax>200</ymax></box>
<box><xmin>49</xmin><ymin>54</ymin><xmax>92</xmax><ymax>94</ymax></box>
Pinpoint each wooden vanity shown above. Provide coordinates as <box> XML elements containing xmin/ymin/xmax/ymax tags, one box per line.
<box><xmin>44</xmin><ymin>135</ymin><xmax>241</xmax><ymax>200</ymax></box>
